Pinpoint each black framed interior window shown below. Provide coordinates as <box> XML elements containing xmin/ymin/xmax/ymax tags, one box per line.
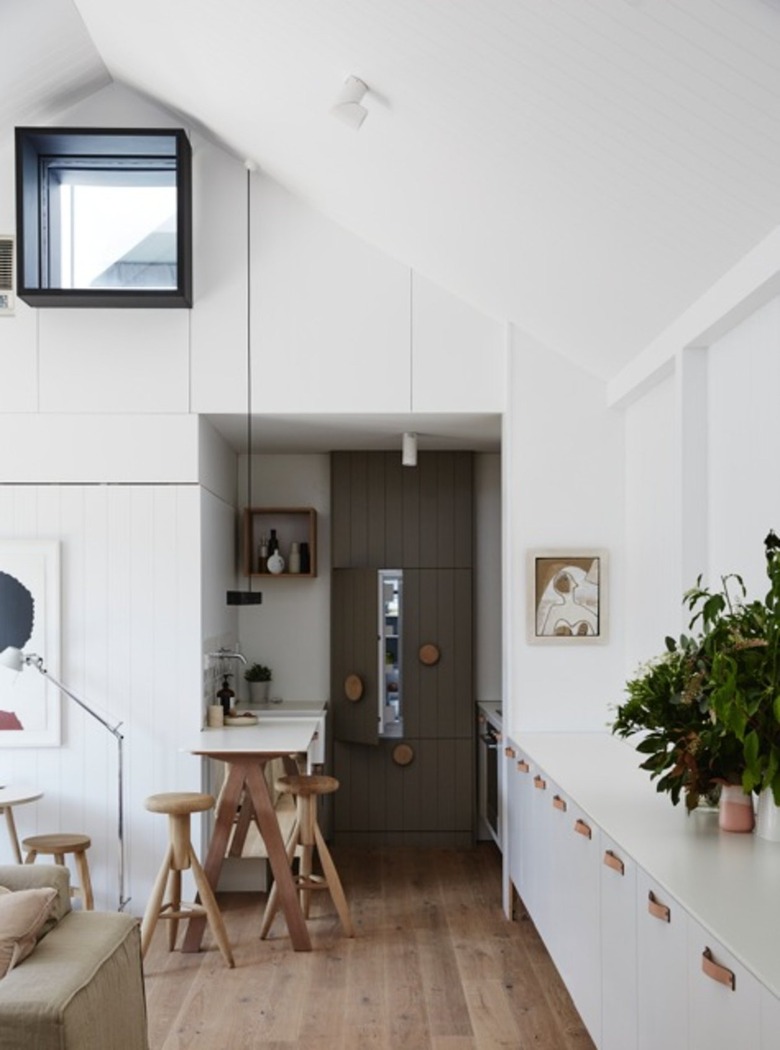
<box><xmin>15</xmin><ymin>127</ymin><xmax>192</xmax><ymax>308</ymax></box>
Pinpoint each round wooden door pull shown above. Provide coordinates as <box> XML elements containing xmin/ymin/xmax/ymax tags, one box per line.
<box><xmin>344</xmin><ymin>674</ymin><xmax>364</xmax><ymax>702</ymax></box>
<box><xmin>418</xmin><ymin>643</ymin><xmax>440</xmax><ymax>666</ymax></box>
<box><xmin>392</xmin><ymin>743</ymin><xmax>415</xmax><ymax>766</ymax></box>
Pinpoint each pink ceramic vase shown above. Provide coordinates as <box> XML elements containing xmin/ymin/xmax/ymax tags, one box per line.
<box><xmin>718</xmin><ymin>785</ymin><xmax>755</xmax><ymax>833</ymax></box>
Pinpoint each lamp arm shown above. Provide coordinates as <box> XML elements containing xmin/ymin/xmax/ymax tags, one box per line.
<box><xmin>25</xmin><ymin>655</ymin><xmax>128</xmax><ymax>911</ymax></box>
<box><xmin>28</xmin><ymin>658</ymin><xmax>124</xmax><ymax>740</ymax></box>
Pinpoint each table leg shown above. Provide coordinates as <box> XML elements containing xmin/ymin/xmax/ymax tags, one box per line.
<box><xmin>180</xmin><ymin>763</ymin><xmax>245</xmax><ymax>953</ymax></box>
<box><xmin>244</xmin><ymin>763</ymin><xmax>311</xmax><ymax>951</ymax></box>
<box><xmin>2</xmin><ymin>807</ymin><xmax>21</xmax><ymax>864</ymax></box>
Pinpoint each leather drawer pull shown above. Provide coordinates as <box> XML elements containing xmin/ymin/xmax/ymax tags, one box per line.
<box><xmin>505</xmin><ymin>746</ymin><xmax>516</xmax><ymax>759</ymax></box>
<box><xmin>517</xmin><ymin>760</ymin><xmax>530</xmax><ymax>773</ymax></box>
<box><xmin>533</xmin><ymin>775</ymin><xmax>546</xmax><ymax>790</ymax></box>
<box><xmin>702</xmin><ymin>948</ymin><xmax>735</xmax><ymax>991</ymax></box>
<box><xmin>552</xmin><ymin>795</ymin><xmax>567</xmax><ymax>812</ymax></box>
<box><xmin>603</xmin><ymin>849</ymin><xmax>624</xmax><ymax>875</ymax></box>
<box><xmin>574</xmin><ymin>818</ymin><xmax>592</xmax><ymax>839</ymax></box>
<box><xmin>647</xmin><ymin>891</ymin><xmax>671</xmax><ymax>923</ymax></box>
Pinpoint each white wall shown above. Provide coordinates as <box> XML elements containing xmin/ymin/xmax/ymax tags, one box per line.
<box><xmin>504</xmin><ymin>327</ymin><xmax>626</xmax><ymax>734</ymax></box>
<box><xmin>621</xmin><ymin>293</ymin><xmax>780</xmax><ymax>688</ymax></box>
<box><xmin>0</xmin><ymin>483</ymin><xmax>203</xmax><ymax>913</ymax></box>
<box><xmin>624</xmin><ymin>374</ymin><xmax>681</xmax><ymax>670</ymax></box>
<box><xmin>236</xmin><ymin>454</ymin><xmax>331</xmax><ymax>704</ymax></box>
<box><xmin>708</xmin><ymin>295</ymin><xmax>780</xmax><ymax>595</ymax></box>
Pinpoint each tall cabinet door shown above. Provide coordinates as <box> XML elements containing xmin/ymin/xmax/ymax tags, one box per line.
<box><xmin>403</xmin><ymin>568</ymin><xmax>473</xmax><ymax>739</ymax></box>
<box><xmin>331</xmin><ymin>568</ymin><xmax>379</xmax><ymax>746</ymax></box>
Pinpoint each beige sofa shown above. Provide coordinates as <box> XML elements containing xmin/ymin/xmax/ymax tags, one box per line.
<box><xmin>0</xmin><ymin>864</ymin><xmax>148</xmax><ymax>1050</ymax></box>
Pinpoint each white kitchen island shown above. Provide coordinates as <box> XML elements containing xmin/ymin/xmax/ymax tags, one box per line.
<box><xmin>504</xmin><ymin>732</ymin><xmax>780</xmax><ymax>1050</ymax></box>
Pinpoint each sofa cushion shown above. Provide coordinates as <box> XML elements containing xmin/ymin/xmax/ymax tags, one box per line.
<box><xmin>0</xmin><ymin>887</ymin><xmax>57</xmax><ymax>978</ymax></box>
<box><xmin>0</xmin><ymin>865</ymin><xmax>72</xmax><ymax>934</ymax></box>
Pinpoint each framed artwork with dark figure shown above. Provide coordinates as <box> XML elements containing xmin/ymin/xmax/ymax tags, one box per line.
<box><xmin>0</xmin><ymin>541</ymin><xmax>60</xmax><ymax>745</ymax></box>
<box><xmin>527</xmin><ymin>549</ymin><xmax>607</xmax><ymax>645</ymax></box>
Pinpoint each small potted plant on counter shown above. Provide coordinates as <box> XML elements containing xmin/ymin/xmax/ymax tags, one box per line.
<box><xmin>244</xmin><ymin>662</ymin><xmax>272</xmax><ymax>704</ymax></box>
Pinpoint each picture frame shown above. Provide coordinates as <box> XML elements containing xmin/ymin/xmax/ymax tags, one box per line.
<box><xmin>0</xmin><ymin>540</ymin><xmax>61</xmax><ymax>746</ymax></box>
<box><xmin>527</xmin><ymin>549</ymin><xmax>607</xmax><ymax>645</ymax></box>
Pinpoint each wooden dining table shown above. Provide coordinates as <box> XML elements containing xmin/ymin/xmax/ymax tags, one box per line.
<box><xmin>180</xmin><ymin>718</ymin><xmax>322</xmax><ymax>953</ymax></box>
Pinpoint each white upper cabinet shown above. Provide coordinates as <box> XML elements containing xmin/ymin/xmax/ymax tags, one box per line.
<box><xmin>411</xmin><ymin>273</ymin><xmax>506</xmax><ymax>413</ymax></box>
<box><xmin>251</xmin><ymin>176</ymin><xmax>411</xmax><ymax>414</ymax></box>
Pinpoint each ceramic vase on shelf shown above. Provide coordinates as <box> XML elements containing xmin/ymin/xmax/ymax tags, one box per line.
<box><xmin>756</xmin><ymin>788</ymin><xmax>780</xmax><ymax>841</ymax></box>
<box><xmin>718</xmin><ymin>785</ymin><xmax>755</xmax><ymax>833</ymax></box>
<box><xmin>267</xmin><ymin>550</ymin><xmax>285</xmax><ymax>574</ymax></box>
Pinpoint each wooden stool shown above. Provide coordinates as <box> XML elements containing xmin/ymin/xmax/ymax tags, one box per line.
<box><xmin>22</xmin><ymin>833</ymin><xmax>94</xmax><ymax>910</ymax></box>
<box><xmin>259</xmin><ymin>774</ymin><xmax>354</xmax><ymax>940</ymax></box>
<box><xmin>141</xmin><ymin>792</ymin><xmax>234</xmax><ymax>968</ymax></box>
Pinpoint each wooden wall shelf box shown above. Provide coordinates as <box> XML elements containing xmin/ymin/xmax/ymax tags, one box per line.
<box><xmin>243</xmin><ymin>507</ymin><xmax>317</xmax><ymax>578</ymax></box>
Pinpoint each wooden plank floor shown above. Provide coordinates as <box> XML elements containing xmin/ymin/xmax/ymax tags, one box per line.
<box><xmin>143</xmin><ymin>843</ymin><xmax>595</xmax><ymax>1050</ymax></box>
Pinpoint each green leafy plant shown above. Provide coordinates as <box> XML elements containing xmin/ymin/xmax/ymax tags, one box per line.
<box><xmin>612</xmin><ymin>632</ymin><xmax>743</xmax><ymax>811</ymax></box>
<box><xmin>244</xmin><ymin>662</ymin><xmax>272</xmax><ymax>683</ymax></box>
<box><xmin>702</xmin><ymin>531</ymin><xmax>780</xmax><ymax>803</ymax></box>
<box><xmin>613</xmin><ymin>531</ymin><xmax>780</xmax><ymax>810</ymax></box>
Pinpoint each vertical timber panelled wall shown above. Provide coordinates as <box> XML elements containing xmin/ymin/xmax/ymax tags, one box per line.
<box><xmin>331</xmin><ymin>451</ymin><xmax>474</xmax><ymax>846</ymax></box>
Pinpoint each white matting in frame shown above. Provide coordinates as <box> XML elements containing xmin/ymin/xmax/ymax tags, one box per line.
<box><xmin>0</xmin><ymin>540</ymin><xmax>61</xmax><ymax>746</ymax></box>
<box><xmin>527</xmin><ymin>549</ymin><xmax>608</xmax><ymax>645</ymax></box>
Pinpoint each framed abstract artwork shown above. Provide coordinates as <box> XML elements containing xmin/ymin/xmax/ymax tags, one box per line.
<box><xmin>527</xmin><ymin>549</ymin><xmax>607</xmax><ymax>645</ymax></box>
<box><xmin>0</xmin><ymin>540</ymin><xmax>61</xmax><ymax>746</ymax></box>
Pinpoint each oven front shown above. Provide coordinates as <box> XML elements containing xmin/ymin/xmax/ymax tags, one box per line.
<box><xmin>477</xmin><ymin>713</ymin><xmax>501</xmax><ymax>849</ymax></box>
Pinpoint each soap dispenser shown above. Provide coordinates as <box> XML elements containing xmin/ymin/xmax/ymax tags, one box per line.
<box><xmin>216</xmin><ymin>674</ymin><xmax>235</xmax><ymax>717</ymax></box>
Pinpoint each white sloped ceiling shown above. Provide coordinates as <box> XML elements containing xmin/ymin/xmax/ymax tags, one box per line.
<box><xmin>7</xmin><ymin>0</ymin><xmax>780</xmax><ymax>381</ymax></box>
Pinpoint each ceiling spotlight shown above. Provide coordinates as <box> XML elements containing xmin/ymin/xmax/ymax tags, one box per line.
<box><xmin>331</xmin><ymin>75</ymin><xmax>369</xmax><ymax>130</ymax></box>
<box><xmin>402</xmin><ymin>432</ymin><xmax>417</xmax><ymax>468</ymax></box>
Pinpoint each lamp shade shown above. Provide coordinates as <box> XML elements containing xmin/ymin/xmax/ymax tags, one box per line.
<box><xmin>402</xmin><ymin>432</ymin><xmax>418</xmax><ymax>467</ymax></box>
<box><xmin>0</xmin><ymin>647</ymin><xmax>24</xmax><ymax>672</ymax></box>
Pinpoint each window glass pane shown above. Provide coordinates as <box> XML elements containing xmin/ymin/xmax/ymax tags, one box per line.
<box><xmin>49</xmin><ymin>171</ymin><xmax>177</xmax><ymax>290</ymax></box>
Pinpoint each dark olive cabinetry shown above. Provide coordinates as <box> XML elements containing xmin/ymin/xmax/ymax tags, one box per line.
<box><xmin>330</xmin><ymin>451</ymin><xmax>474</xmax><ymax>846</ymax></box>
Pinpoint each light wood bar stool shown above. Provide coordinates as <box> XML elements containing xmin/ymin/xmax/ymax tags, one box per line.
<box><xmin>141</xmin><ymin>792</ymin><xmax>234</xmax><ymax>968</ymax></box>
<box><xmin>22</xmin><ymin>833</ymin><xmax>94</xmax><ymax>910</ymax></box>
<box><xmin>259</xmin><ymin>774</ymin><xmax>354</xmax><ymax>940</ymax></box>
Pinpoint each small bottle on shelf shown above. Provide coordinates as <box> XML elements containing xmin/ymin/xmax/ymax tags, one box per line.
<box><xmin>258</xmin><ymin>534</ymin><xmax>269</xmax><ymax>573</ymax></box>
<box><xmin>268</xmin><ymin>529</ymin><xmax>279</xmax><ymax>556</ymax></box>
<box><xmin>299</xmin><ymin>541</ymin><xmax>310</xmax><ymax>574</ymax></box>
<box><xmin>288</xmin><ymin>542</ymin><xmax>301</xmax><ymax>574</ymax></box>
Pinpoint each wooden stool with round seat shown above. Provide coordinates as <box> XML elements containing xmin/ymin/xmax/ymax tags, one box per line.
<box><xmin>22</xmin><ymin>833</ymin><xmax>94</xmax><ymax>910</ymax></box>
<box><xmin>259</xmin><ymin>774</ymin><xmax>354</xmax><ymax>940</ymax></box>
<box><xmin>141</xmin><ymin>792</ymin><xmax>234</xmax><ymax>968</ymax></box>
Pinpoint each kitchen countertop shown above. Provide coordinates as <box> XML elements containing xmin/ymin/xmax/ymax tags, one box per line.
<box><xmin>513</xmin><ymin>731</ymin><xmax>780</xmax><ymax>998</ymax></box>
<box><xmin>184</xmin><ymin>718</ymin><xmax>322</xmax><ymax>756</ymax></box>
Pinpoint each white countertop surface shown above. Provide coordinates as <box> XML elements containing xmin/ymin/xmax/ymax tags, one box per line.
<box><xmin>514</xmin><ymin>732</ymin><xmax>780</xmax><ymax>997</ymax></box>
<box><xmin>241</xmin><ymin>700</ymin><xmax>326</xmax><ymax>718</ymax></box>
<box><xmin>183</xmin><ymin>717</ymin><xmax>321</xmax><ymax>756</ymax></box>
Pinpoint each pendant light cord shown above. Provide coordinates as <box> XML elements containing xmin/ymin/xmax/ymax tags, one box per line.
<box><xmin>246</xmin><ymin>163</ymin><xmax>253</xmax><ymax>593</ymax></box>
